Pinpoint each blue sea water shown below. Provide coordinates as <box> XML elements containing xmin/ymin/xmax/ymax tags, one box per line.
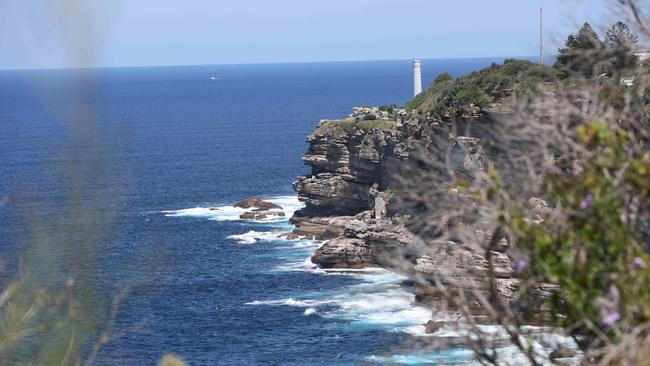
<box><xmin>1</xmin><ymin>58</ymin><xmax>522</xmax><ymax>365</ymax></box>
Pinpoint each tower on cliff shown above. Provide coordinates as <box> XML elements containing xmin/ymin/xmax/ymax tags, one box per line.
<box><xmin>413</xmin><ymin>59</ymin><xmax>422</xmax><ymax>97</ymax></box>
<box><xmin>539</xmin><ymin>7</ymin><xmax>544</xmax><ymax>65</ymax></box>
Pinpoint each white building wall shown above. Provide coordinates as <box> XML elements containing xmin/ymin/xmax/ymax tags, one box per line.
<box><xmin>413</xmin><ymin>60</ymin><xmax>422</xmax><ymax>97</ymax></box>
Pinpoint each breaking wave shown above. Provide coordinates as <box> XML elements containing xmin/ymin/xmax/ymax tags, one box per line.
<box><xmin>161</xmin><ymin>195</ymin><xmax>303</xmax><ymax>223</ymax></box>
<box><xmin>247</xmin><ymin>269</ymin><xmax>433</xmax><ymax>334</ymax></box>
<box><xmin>163</xmin><ymin>194</ymin><xmax>580</xmax><ymax>364</ymax></box>
<box><xmin>226</xmin><ymin>230</ymin><xmax>285</xmax><ymax>244</ymax></box>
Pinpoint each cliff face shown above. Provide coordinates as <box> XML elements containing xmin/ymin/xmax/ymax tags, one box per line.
<box><xmin>289</xmin><ymin>115</ymin><xmax>550</xmax><ymax>322</ymax></box>
<box><xmin>293</xmin><ymin>123</ymin><xmax>400</xmax><ymax>217</ymax></box>
<box><xmin>289</xmin><ymin>120</ymin><xmax>411</xmax><ymax>268</ymax></box>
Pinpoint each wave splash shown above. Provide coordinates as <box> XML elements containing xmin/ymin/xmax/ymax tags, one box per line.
<box><xmin>247</xmin><ymin>268</ymin><xmax>433</xmax><ymax>335</ymax></box>
<box><xmin>226</xmin><ymin>230</ymin><xmax>285</xmax><ymax>244</ymax></box>
<box><xmin>161</xmin><ymin>195</ymin><xmax>303</xmax><ymax>223</ymax></box>
<box><xmin>163</xmin><ymin>194</ymin><xmax>580</xmax><ymax>364</ymax></box>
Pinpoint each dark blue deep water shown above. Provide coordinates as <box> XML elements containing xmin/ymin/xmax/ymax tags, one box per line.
<box><xmin>1</xmin><ymin>58</ymin><xmax>513</xmax><ymax>365</ymax></box>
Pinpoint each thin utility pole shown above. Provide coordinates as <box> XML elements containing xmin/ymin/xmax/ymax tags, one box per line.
<box><xmin>539</xmin><ymin>6</ymin><xmax>544</xmax><ymax>65</ymax></box>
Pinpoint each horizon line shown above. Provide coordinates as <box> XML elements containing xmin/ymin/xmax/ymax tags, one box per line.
<box><xmin>0</xmin><ymin>55</ymin><xmax>551</xmax><ymax>72</ymax></box>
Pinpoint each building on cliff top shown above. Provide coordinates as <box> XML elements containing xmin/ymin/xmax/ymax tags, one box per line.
<box><xmin>413</xmin><ymin>59</ymin><xmax>423</xmax><ymax>97</ymax></box>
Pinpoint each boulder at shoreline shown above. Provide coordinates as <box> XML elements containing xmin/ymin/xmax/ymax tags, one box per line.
<box><xmin>234</xmin><ymin>198</ymin><xmax>282</xmax><ymax>210</ymax></box>
<box><xmin>235</xmin><ymin>198</ymin><xmax>285</xmax><ymax>220</ymax></box>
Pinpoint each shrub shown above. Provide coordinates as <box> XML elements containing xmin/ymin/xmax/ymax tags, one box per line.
<box><xmin>363</xmin><ymin>114</ymin><xmax>377</xmax><ymax>120</ymax></box>
<box><xmin>508</xmin><ymin>121</ymin><xmax>650</xmax><ymax>347</ymax></box>
<box><xmin>407</xmin><ymin>59</ymin><xmax>558</xmax><ymax>117</ymax></box>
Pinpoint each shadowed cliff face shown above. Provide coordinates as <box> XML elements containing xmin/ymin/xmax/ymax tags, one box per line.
<box><xmin>293</xmin><ymin>123</ymin><xmax>401</xmax><ymax>217</ymax></box>
<box><xmin>289</xmin><ymin>114</ymin><xmax>558</xmax><ymax>324</ymax></box>
<box><xmin>288</xmin><ymin>120</ymin><xmax>412</xmax><ymax>268</ymax></box>
<box><xmin>288</xmin><ymin>117</ymin><xmax>488</xmax><ymax>262</ymax></box>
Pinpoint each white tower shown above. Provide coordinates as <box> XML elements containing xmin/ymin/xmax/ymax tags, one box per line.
<box><xmin>413</xmin><ymin>59</ymin><xmax>422</xmax><ymax>97</ymax></box>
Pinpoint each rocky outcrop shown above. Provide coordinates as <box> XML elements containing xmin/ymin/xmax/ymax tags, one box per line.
<box><xmin>285</xmin><ymin>214</ymin><xmax>352</xmax><ymax>240</ymax></box>
<box><xmin>293</xmin><ymin>173</ymin><xmax>371</xmax><ymax>215</ymax></box>
<box><xmin>239</xmin><ymin>211</ymin><xmax>285</xmax><ymax>220</ymax></box>
<box><xmin>289</xmin><ymin>115</ymin><xmax>554</xmax><ymax>323</ymax></box>
<box><xmin>293</xmin><ymin>123</ymin><xmax>400</xmax><ymax>217</ymax></box>
<box><xmin>311</xmin><ymin>237</ymin><xmax>373</xmax><ymax>268</ymax></box>
<box><xmin>424</xmin><ymin>320</ymin><xmax>444</xmax><ymax>334</ymax></box>
<box><xmin>412</xmin><ymin>242</ymin><xmax>558</xmax><ymax>324</ymax></box>
<box><xmin>235</xmin><ymin>198</ymin><xmax>285</xmax><ymax>220</ymax></box>
<box><xmin>308</xmin><ymin>210</ymin><xmax>414</xmax><ymax>268</ymax></box>
<box><xmin>235</xmin><ymin>198</ymin><xmax>282</xmax><ymax>210</ymax></box>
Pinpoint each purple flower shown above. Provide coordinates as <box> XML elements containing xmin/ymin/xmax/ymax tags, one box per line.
<box><xmin>628</xmin><ymin>257</ymin><xmax>646</xmax><ymax>271</ymax></box>
<box><xmin>579</xmin><ymin>194</ymin><xmax>594</xmax><ymax>209</ymax></box>
<box><xmin>513</xmin><ymin>258</ymin><xmax>528</xmax><ymax>275</ymax></box>
<box><xmin>601</xmin><ymin>311</ymin><xmax>620</xmax><ymax>327</ymax></box>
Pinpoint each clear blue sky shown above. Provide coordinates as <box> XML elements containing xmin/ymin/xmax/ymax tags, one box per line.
<box><xmin>0</xmin><ymin>0</ymin><xmax>618</xmax><ymax>69</ymax></box>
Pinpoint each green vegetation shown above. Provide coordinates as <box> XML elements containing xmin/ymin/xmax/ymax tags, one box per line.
<box><xmin>310</xmin><ymin>119</ymin><xmax>397</xmax><ymax>137</ymax></box>
<box><xmin>406</xmin><ymin>60</ymin><xmax>558</xmax><ymax>117</ymax></box>
<box><xmin>402</xmin><ymin>19</ymin><xmax>650</xmax><ymax>362</ymax></box>
<box><xmin>554</xmin><ymin>23</ymin><xmax>604</xmax><ymax>78</ymax></box>
<box><xmin>508</xmin><ymin>121</ymin><xmax>650</xmax><ymax>346</ymax></box>
<box><xmin>555</xmin><ymin>22</ymin><xmax>639</xmax><ymax>79</ymax></box>
<box><xmin>378</xmin><ymin>104</ymin><xmax>398</xmax><ymax>113</ymax></box>
<box><xmin>407</xmin><ymin>21</ymin><xmax>641</xmax><ymax>120</ymax></box>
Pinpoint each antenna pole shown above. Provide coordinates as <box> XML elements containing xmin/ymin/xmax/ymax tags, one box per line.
<box><xmin>539</xmin><ymin>6</ymin><xmax>544</xmax><ymax>65</ymax></box>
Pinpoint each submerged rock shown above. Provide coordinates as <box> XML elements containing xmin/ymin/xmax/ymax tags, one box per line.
<box><xmin>239</xmin><ymin>211</ymin><xmax>285</xmax><ymax>220</ymax></box>
<box><xmin>234</xmin><ymin>198</ymin><xmax>282</xmax><ymax>210</ymax></box>
<box><xmin>424</xmin><ymin>320</ymin><xmax>442</xmax><ymax>334</ymax></box>
<box><xmin>235</xmin><ymin>198</ymin><xmax>285</xmax><ymax>220</ymax></box>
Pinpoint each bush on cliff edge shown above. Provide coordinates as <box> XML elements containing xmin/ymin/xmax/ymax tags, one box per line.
<box><xmin>406</xmin><ymin>59</ymin><xmax>559</xmax><ymax>118</ymax></box>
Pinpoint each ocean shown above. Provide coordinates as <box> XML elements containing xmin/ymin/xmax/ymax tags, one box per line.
<box><xmin>1</xmin><ymin>58</ymin><xmax>517</xmax><ymax>365</ymax></box>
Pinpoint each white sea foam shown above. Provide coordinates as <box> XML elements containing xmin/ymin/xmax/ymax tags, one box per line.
<box><xmin>165</xmin><ymin>195</ymin><xmax>580</xmax><ymax>363</ymax></box>
<box><xmin>265</xmin><ymin>195</ymin><xmax>304</xmax><ymax>217</ymax></box>
<box><xmin>325</xmin><ymin>273</ymin><xmax>432</xmax><ymax>331</ymax></box>
<box><xmin>245</xmin><ymin>298</ymin><xmax>333</xmax><ymax>307</ymax></box>
<box><xmin>273</xmin><ymin>256</ymin><xmax>324</xmax><ymax>273</ymax></box>
<box><xmin>248</xmin><ymin>260</ymin><xmax>582</xmax><ymax>364</ymax></box>
<box><xmin>162</xmin><ymin>195</ymin><xmax>304</xmax><ymax>223</ymax></box>
<box><xmin>367</xmin><ymin>342</ymin><xmax>581</xmax><ymax>366</ymax></box>
<box><xmin>226</xmin><ymin>230</ymin><xmax>285</xmax><ymax>244</ymax></box>
<box><xmin>161</xmin><ymin>205</ymin><xmax>248</xmax><ymax>221</ymax></box>
<box><xmin>366</xmin><ymin>349</ymin><xmax>477</xmax><ymax>365</ymax></box>
<box><xmin>248</xmin><ymin>268</ymin><xmax>432</xmax><ymax>335</ymax></box>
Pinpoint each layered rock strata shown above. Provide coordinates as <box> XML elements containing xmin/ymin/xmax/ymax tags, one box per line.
<box><xmin>289</xmin><ymin>116</ymin><xmax>553</xmax><ymax>323</ymax></box>
<box><xmin>234</xmin><ymin>198</ymin><xmax>285</xmax><ymax>220</ymax></box>
<box><xmin>293</xmin><ymin>122</ymin><xmax>400</xmax><ymax>217</ymax></box>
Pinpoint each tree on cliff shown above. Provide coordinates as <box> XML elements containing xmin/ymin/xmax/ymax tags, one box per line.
<box><xmin>396</xmin><ymin>5</ymin><xmax>650</xmax><ymax>365</ymax></box>
<box><xmin>555</xmin><ymin>21</ymin><xmax>640</xmax><ymax>79</ymax></box>
<box><xmin>406</xmin><ymin>60</ymin><xmax>558</xmax><ymax>117</ymax></box>
<box><xmin>554</xmin><ymin>22</ymin><xmax>605</xmax><ymax>78</ymax></box>
<box><xmin>604</xmin><ymin>21</ymin><xmax>640</xmax><ymax>74</ymax></box>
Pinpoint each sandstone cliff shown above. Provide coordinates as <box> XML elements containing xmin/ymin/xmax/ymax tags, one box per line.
<box><xmin>289</xmin><ymin>111</ymin><xmax>550</xmax><ymax>323</ymax></box>
<box><xmin>292</xmin><ymin>120</ymin><xmax>401</xmax><ymax>217</ymax></box>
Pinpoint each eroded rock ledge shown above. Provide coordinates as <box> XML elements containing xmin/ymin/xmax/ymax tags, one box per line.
<box><xmin>292</xmin><ymin>120</ymin><xmax>401</xmax><ymax>216</ymax></box>
<box><xmin>288</xmin><ymin>115</ymin><xmax>554</xmax><ymax>324</ymax></box>
<box><xmin>235</xmin><ymin>198</ymin><xmax>285</xmax><ymax>220</ymax></box>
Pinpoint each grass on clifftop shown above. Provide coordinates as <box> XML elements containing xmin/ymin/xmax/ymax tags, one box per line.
<box><xmin>406</xmin><ymin>59</ymin><xmax>559</xmax><ymax>118</ymax></box>
<box><xmin>311</xmin><ymin>119</ymin><xmax>397</xmax><ymax>137</ymax></box>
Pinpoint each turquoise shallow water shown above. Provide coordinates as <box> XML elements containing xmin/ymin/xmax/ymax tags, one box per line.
<box><xmin>1</xmin><ymin>58</ymin><xmax>530</xmax><ymax>365</ymax></box>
